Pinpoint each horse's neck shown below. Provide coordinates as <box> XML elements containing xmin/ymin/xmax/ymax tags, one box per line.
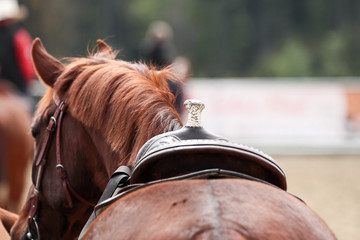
<box><xmin>88</xmin><ymin>132</ymin><xmax>124</xmax><ymax>177</ymax></box>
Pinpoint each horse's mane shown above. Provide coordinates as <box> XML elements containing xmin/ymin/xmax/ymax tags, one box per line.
<box><xmin>37</xmin><ymin>49</ymin><xmax>182</xmax><ymax>164</ymax></box>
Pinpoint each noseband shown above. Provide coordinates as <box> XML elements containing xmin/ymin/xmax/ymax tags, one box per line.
<box><xmin>27</xmin><ymin>99</ymin><xmax>95</xmax><ymax>240</ymax></box>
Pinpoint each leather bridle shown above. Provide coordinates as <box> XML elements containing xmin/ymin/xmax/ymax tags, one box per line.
<box><xmin>27</xmin><ymin>98</ymin><xmax>95</xmax><ymax>240</ymax></box>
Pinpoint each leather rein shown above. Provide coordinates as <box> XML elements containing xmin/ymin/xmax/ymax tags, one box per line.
<box><xmin>27</xmin><ymin>99</ymin><xmax>95</xmax><ymax>240</ymax></box>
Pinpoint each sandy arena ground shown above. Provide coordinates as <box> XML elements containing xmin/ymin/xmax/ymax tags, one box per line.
<box><xmin>276</xmin><ymin>155</ymin><xmax>360</xmax><ymax>240</ymax></box>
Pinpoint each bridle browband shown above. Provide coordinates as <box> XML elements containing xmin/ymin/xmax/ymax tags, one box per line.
<box><xmin>27</xmin><ymin>98</ymin><xmax>95</xmax><ymax>240</ymax></box>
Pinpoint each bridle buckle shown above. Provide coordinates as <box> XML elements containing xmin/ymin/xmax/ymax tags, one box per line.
<box><xmin>56</xmin><ymin>164</ymin><xmax>67</xmax><ymax>179</ymax></box>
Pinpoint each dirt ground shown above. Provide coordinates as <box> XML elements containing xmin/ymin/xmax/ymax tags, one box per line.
<box><xmin>275</xmin><ymin>155</ymin><xmax>360</xmax><ymax>240</ymax></box>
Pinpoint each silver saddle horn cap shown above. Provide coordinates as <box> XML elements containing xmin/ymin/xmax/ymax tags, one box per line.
<box><xmin>184</xmin><ymin>99</ymin><xmax>205</xmax><ymax>127</ymax></box>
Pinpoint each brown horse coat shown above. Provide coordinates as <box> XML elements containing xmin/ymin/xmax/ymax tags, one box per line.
<box><xmin>83</xmin><ymin>179</ymin><xmax>336</xmax><ymax>240</ymax></box>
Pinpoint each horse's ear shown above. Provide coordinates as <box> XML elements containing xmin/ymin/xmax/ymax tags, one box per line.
<box><xmin>96</xmin><ymin>40</ymin><xmax>115</xmax><ymax>59</ymax></box>
<box><xmin>31</xmin><ymin>38</ymin><xmax>64</xmax><ymax>87</ymax></box>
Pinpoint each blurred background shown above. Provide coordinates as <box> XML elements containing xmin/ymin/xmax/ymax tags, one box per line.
<box><xmin>19</xmin><ymin>0</ymin><xmax>360</xmax><ymax>78</ymax></box>
<box><xmin>1</xmin><ymin>0</ymin><xmax>360</xmax><ymax>239</ymax></box>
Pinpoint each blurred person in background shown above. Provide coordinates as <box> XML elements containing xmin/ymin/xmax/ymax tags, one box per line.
<box><xmin>140</xmin><ymin>21</ymin><xmax>177</xmax><ymax>69</ymax></box>
<box><xmin>0</xmin><ymin>0</ymin><xmax>35</xmax><ymax>96</ymax></box>
<box><xmin>140</xmin><ymin>21</ymin><xmax>191</xmax><ymax>116</ymax></box>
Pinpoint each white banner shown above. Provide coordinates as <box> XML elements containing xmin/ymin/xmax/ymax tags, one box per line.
<box><xmin>185</xmin><ymin>79</ymin><xmax>358</xmax><ymax>152</ymax></box>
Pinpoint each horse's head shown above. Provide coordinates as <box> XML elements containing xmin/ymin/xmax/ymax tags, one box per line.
<box><xmin>11</xmin><ymin>39</ymin><xmax>182</xmax><ymax>240</ymax></box>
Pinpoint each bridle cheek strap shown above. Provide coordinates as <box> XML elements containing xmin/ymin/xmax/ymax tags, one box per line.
<box><xmin>29</xmin><ymin>99</ymin><xmax>95</xmax><ymax>221</ymax></box>
<box><xmin>29</xmin><ymin>101</ymin><xmax>64</xmax><ymax>221</ymax></box>
<box><xmin>55</xmin><ymin>102</ymin><xmax>95</xmax><ymax>208</ymax></box>
<box><xmin>55</xmin><ymin>101</ymin><xmax>74</xmax><ymax>208</ymax></box>
<box><xmin>27</xmin><ymin>99</ymin><xmax>96</xmax><ymax>240</ymax></box>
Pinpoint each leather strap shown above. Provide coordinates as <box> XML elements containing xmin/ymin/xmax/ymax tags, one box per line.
<box><xmin>35</xmin><ymin>105</ymin><xmax>61</xmax><ymax>166</ymax></box>
<box><xmin>55</xmin><ymin>101</ymin><xmax>95</xmax><ymax>208</ymax></box>
<box><xmin>28</xmin><ymin>100</ymin><xmax>65</xmax><ymax>240</ymax></box>
<box><xmin>28</xmin><ymin>98</ymin><xmax>95</xmax><ymax>239</ymax></box>
<box><xmin>79</xmin><ymin>166</ymin><xmax>131</xmax><ymax>239</ymax></box>
<box><xmin>30</xmin><ymin>101</ymin><xmax>63</xmax><ymax>220</ymax></box>
<box><xmin>92</xmin><ymin>168</ymin><xmax>277</xmax><ymax>219</ymax></box>
<box><xmin>55</xmin><ymin>101</ymin><xmax>73</xmax><ymax>207</ymax></box>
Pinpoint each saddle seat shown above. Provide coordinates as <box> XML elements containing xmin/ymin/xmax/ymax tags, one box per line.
<box><xmin>131</xmin><ymin>100</ymin><xmax>287</xmax><ymax>190</ymax></box>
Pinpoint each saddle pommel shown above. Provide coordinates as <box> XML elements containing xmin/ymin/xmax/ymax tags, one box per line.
<box><xmin>184</xmin><ymin>99</ymin><xmax>205</xmax><ymax>127</ymax></box>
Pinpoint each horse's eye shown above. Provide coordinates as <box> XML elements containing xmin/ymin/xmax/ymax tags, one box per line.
<box><xmin>31</xmin><ymin>119</ymin><xmax>41</xmax><ymax>139</ymax></box>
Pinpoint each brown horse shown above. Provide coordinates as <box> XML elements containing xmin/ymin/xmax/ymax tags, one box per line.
<box><xmin>82</xmin><ymin>179</ymin><xmax>336</xmax><ymax>240</ymax></box>
<box><xmin>0</xmin><ymin>83</ymin><xmax>33</xmax><ymax>212</ymax></box>
<box><xmin>11</xmin><ymin>38</ymin><xmax>336</xmax><ymax>240</ymax></box>
<box><xmin>10</xmin><ymin>38</ymin><xmax>182</xmax><ymax>239</ymax></box>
